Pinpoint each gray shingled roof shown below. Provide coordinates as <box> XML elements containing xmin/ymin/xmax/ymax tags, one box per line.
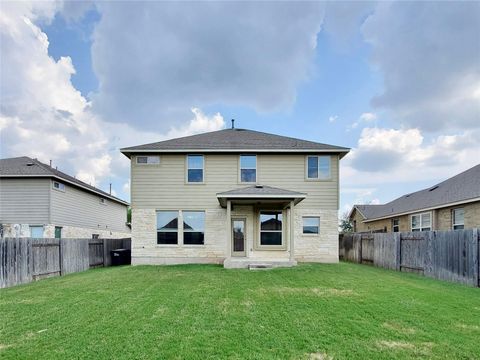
<box><xmin>121</xmin><ymin>128</ymin><xmax>350</xmax><ymax>156</ymax></box>
<box><xmin>0</xmin><ymin>156</ymin><xmax>129</xmax><ymax>205</ymax></box>
<box><xmin>217</xmin><ymin>185</ymin><xmax>306</xmax><ymax>197</ymax></box>
<box><xmin>353</xmin><ymin>164</ymin><xmax>480</xmax><ymax>221</ymax></box>
<box><xmin>216</xmin><ymin>185</ymin><xmax>306</xmax><ymax>207</ymax></box>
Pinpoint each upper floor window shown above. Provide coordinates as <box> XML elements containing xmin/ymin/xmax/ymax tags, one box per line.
<box><xmin>392</xmin><ymin>219</ymin><xmax>399</xmax><ymax>232</ymax></box>
<box><xmin>52</xmin><ymin>181</ymin><xmax>65</xmax><ymax>191</ymax></box>
<box><xmin>136</xmin><ymin>156</ymin><xmax>160</xmax><ymax>165</ymax></box>
<box><xmin>187</xmin><ymin>155</ymin><xmax>204</xmax><ymax>183</ymax></box>
<box><xmin>452</xmin><ymin>208</ymin><xmax>464</xmax><ymax>230</ymax></box>
<box><xmin>240</xmin><ymin>155</ymin><xmax>256</xmax><ymax>183</ymax></box>
<box><xmin>411</xmin><ymin>212</ymin><xmax>431</xmax><ymax>231</ymax></box>
<box><xmin>307</xmin><ymin>156</ymin><xmax>331</xmax><ymax>180</ymax></box>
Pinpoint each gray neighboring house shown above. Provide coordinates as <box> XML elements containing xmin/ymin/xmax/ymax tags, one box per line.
<box><xmin>121</xmin><ymin>127</ymin><xmax>349</xmax><ymax>268</ymax></box>
<box><xmin>0</xmin><ymin>156</ymin><xmax>130</xmax><ymax>239</ymax></box>
<box><xmin>349</xmin><ymin>164</ymin><xmax>480</xmax><ymax>233</ymax></box>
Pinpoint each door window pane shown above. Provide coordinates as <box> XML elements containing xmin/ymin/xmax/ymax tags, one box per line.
<box><xmin>183</xmin><ymin>211</ymin><xmax>205</xmax><ymax>245</ymax></box>
<box><xmin>233</xmin><ymin>220</ymin><xmax>245</xmax><ymax>252</ymax></box>
<box><xmin>303</xmin><ymin>217</ymin><xmax>320</xmax><ymax>234</ymax></box>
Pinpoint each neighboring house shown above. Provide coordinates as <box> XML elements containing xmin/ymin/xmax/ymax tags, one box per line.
<box><xmin>121</xmin><ymin>127</ymin><xmax>349</xmax><ymax>268</ymax></box>
<box><xmin>349</xmin><ymin>164</ymin><xmax>480</xmax><ymax>233</ymax></box>
<box><xmin>0</xmin><ymin>156</ymin><xmax>130</xmax><ymax>239</ymax></box>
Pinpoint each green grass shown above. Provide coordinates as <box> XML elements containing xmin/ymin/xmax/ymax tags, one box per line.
<box><xmin>1</xmin><ymin>263</ymin><xmax>479</xmax><ymax>360</ymax></box>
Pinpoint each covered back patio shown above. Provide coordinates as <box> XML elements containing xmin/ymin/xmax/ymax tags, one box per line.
<box><xmin>216</xmin><ymin>185</ymin><xmax>306</xmax><ymax>269</ymax></box>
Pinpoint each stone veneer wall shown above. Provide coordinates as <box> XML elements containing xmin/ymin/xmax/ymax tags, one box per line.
<box><xmin>131</xmin><ymin>206</ymin><xmax>340</xmax><ymax>265</ymax></box>
<box><xmin>1</xmin><ymin>223</ymin><xmax>130</xmax><ymax>239</ymax></box>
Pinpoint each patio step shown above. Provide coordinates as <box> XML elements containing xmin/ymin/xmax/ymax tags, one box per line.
<box><xmin>248</xmin><ymin>263</ymin><xmax>273</xmax><ymax>270</ymax></box>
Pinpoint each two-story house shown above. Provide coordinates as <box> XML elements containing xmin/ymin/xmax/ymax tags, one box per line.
<box><xmin>121</xmin><ymin>127</ymin><xmax>349</xmax><ymax>268</ymax></box>
<box><xmin>0</xmin><ymin>156</ymin><xmax>131</xmax><ymax>239</ymax></box>
<box><xmin>349</xmin><ymin>164</ymin><xmax>480</xmax><ymax>233</ymax></box>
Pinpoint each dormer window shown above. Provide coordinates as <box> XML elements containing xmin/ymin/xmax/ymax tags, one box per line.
<box><xmin>136</xmin><ymin>156</ymin><xmax>160</xmax><ymax>165</ymax></box>
<box><xmin>52</xmin><ymin>181</ymin><xmax>65</xmax><ymax>192</ymax></box>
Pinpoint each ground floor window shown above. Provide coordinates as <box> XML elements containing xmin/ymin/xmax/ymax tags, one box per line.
<box><xmin>55</xmin><ymin>226</ymin><xmax>62</xmax><ymax>239</ymax></box>
<box><xmin>452</xmin><ymin>208</ymin><xmax>464</xmax><ymax>230</ymax></box>
<box><xmin>183</xmin><ymin>211</ymin><xmax>205</xmax><ymax>245</ymax></box>
<box><xmin>411</xmin><ymin>212</ymin><xmax>431</xmax><ymax>231</ymax></box>
<box><xmin>30</xmin><ymin>226</ymin><xmax>43</xmax><ymax>238</ymax></box>
<box><xmin>392</xmin><ymin>219</ymin><xmax>399</xmax><ymax>232</ymax></box>
<box><xmin>303</xmin><ymin>217</ymin><xmax>320</xmax><ymax>234</ymax></box>
<box><xmin>157</xmin><ymin>211</ymin><xmax>179</xmax><ymax>244</ymax></box>
<box><xmin>260</xmin><ymin>211</ymin><xmax>282</xmax><ymax>245</ymax></box>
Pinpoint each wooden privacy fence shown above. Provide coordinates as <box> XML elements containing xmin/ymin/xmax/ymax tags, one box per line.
<box><xmin>0</xmin><ymin>237</ymin><xmax>131</xmax><ymax>288</ymax></box>
<box><xmin>340</xmin><ymin>229</ymin><xmax>479</xmax><ymax>287</ymax></box>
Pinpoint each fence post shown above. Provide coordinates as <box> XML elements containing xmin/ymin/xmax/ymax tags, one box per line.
<box><xmin>103</xmin><ymin>238</ymin><xmax>108</xmax><ymax>267</ymax></box>
<box><xmin>473</xmin><ymin>228</ymin><xmax>479</xmax><ymax>287</ymax></box>
<box><xmin>424</xmin><ymin>230</ymin><xmax>434</xmax><ymax>279</ymax></box>
<box><xmin>59</xmin><ymin>239</ymin><xmax>63</xmax><ymax>276</ymax></box>
<box><xmin>395</xmin><ymin>232</ymin><xmax>401</xmax><ymax>271</ymax></box>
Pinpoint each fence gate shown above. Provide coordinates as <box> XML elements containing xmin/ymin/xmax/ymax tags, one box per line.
<box><xmin>361</xmin><ymin>234</ymin><xmax>374</xmax><ymax>264</ymax></box>
<box><xmin>88</xmin><ymin>240</ymin><xmax>104</xmax><ymax>268</ymax></box>
<box><xmin>400</xmin><ymin>233</ymin><xmax>426</xmax><ymax>274</ymax></box>
<box><xmin>32</xmin><ymin>239</ymin><xmax>61</xmax><ymax>280</ymax></box>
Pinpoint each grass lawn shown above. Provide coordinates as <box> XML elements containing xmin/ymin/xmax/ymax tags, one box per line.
<box><xmin>1</xmin><ymin>263</ymin><xmax>479</xmax><ymax>359</ymax></box>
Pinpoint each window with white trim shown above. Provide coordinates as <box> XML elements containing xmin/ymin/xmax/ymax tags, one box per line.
<box><xmin>183</xmin><ymin>211</ymin><xmax>205</xmax><ymax>245</ymax></box>
<box><xmin>136</xmin><ymin>156</ymin><xmax>160</xmax><ymax>165</ymax></box>
<box><xmin>30</xmin><ymin>226</ymin><xmax>44</xmax><ymax>238</ymax></box>
<box><xmin>452</xmin><ymin>208</ymin><xmax>464</xmax><ymax>230</ymax></box>
<box><xmin>411</xmin><ymin>212</ymin><xmax>431</xmax><ymax>231</ymax></box>
<box><xmin>156</xmin><ymin>211</ymin><xmax>179</xmax><ymax>244</ymax></box>
<box><xmin>392</xmin><ymin>218</ymin><xmax>399</xmax><ymax>232</ymax></box>
<box><xmin>240</xmin><ymin>155</ymin><xmax>256</xmax><ymax>183</ymax></box>
<box><xmin>260</xmin><ymin>211</ymin><xmax>282</xmax><ymax>245</ymax></box>
<box><xmin>303</xmin><ymin>217</ymin><xmax>320</xmax><ymax>234</ymax></box>
<box><xmin>187</xmin><ymin>155</ymin><xmax>204</xmax><ymax>183</ymax></box>
<box><xmin>52</xmin><ymin>181</ymin><xmax>65</xmax><ymax>191</ymax></box>
<box><xmin>307</xmin><ymin>156</ymin><xmax>331</xmax><ymax>180</ymax></box>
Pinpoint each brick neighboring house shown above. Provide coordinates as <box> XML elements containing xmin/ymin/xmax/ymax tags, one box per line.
<box><xmin>349</xmin><ymin>164</ymin><xmax>480</xmax><ymax>233</ymax></box>
<box><xmin>121</xmin><ymin>127</ymin><xmax>350</xmax><ymax>268</ymax></box>
<box><xmin>0</xmin><ymin>156</ymin><xmax>131</xmax><ymax>239</ymax></box>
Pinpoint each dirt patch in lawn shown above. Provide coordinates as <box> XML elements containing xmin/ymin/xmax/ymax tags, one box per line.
<box><xmin>455</xmin><ymin>323</ymin><xmax>480</xmax><ymax>331</ymax></box>
<box><xmin>258</xmin><ymin>287</ymin><xmax>356</xmax><ymax>297</ymax></box>
<box><xmin>304</xmin><ymin>352</ymin><xmax>333</xmax><ymax>360</ymax></box>
<box><xmin>376</xmin><ymin>340</ymin><xmax>434</xmax><ymax>355</ymax></box>
<box><xmin>382</xmin><ymin>322</ymin><xmax>416</xmax><ymax>335</ymax></box>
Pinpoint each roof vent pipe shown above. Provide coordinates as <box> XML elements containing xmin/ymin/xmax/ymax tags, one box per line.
<box><xmin>231</xmin><ymin>119</ymin><xmax>235</xmax><ymax>129</ymax></box>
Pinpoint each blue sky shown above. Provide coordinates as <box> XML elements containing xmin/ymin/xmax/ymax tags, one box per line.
<box><xmin>1</xmin><ymin>1</ymin><xmax>479</xmax><ymax>215</ymax></box>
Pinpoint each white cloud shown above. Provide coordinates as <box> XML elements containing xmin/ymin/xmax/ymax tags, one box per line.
<box><xmin>342</xmin><ymin>127</ymin><xmax>480</xmax><ymax>185</ymax></box>
<box><xmin>348</xmin><ymin>112</ymin><xmax>378</xmax><ymax>130</ymax></box>
<box><xmin>328</xmin><ymin>115</ymin><xmax>338</xmax><ymax>123</ymax></box>
<box><xmin>90</xmin><ymin>1</ymin><xmax>324</xmax><ymax>130</ymax></box>
<box><xmin>362</xmin><ymin>1</ymin><xmax>480</xmax><ymax>132</ymax></box>
<box><xmin>0</xmin><ymin>2</ymin><xmax>225</xmax><ymax>195</ymax></box>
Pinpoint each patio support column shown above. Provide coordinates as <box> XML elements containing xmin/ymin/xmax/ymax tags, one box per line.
<box><xmin>289</xmin><ymin>200</ymin><xmax>295</xmax><ymax>262</ymax></box>
<box><xmin>226</xmin><ymin>200</ymin><xmax>231</xmax><ymax>258</ymax></box>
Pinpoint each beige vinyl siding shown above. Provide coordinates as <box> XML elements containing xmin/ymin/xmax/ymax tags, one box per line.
<box><xmin>50</xmin><ymin>181</ymin><xmax>128</xmax><ymax>232</ymax></box>
<box><xmin>131</xmin><ymin>154</ymin><xmax>339</xmax><ymax>210</ymax></box>
<box><xmin>0</xmin><ymin>178</ymin><xmax>50</xmax><ymax>224</ymax></box>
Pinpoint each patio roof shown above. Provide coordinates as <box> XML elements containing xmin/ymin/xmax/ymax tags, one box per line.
<box><xmin>216</xmin><ymin>185</ymin><xmax>306</xmax><ymax>208</ymax></box>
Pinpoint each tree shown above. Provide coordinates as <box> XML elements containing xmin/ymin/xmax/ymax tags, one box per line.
<box><xmin>339</xmin><ymin>211</ymin><xmax>353</xmax><ymax>233</ymax></box>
